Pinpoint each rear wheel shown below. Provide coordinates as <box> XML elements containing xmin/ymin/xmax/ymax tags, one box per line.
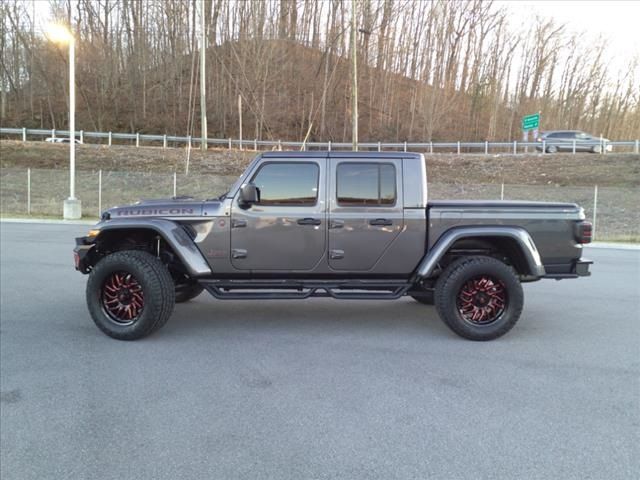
<box><xmin>86</xmin><ymin>250</ymin><xmax>175</xmax><ymax>340</ymax></box>
<box><xmin>434</xmin><ymin>256</ymin><xmax>523</xmax><ymax>341</ymax></box>
<box><xmin>591</xmin><ymin>144</ymin><xmax>602</xmax><ymax>153</ymax></box>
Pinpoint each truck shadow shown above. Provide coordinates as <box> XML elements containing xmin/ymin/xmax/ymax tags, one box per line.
<box><xmin>165</xmin><ymin>296</ymin><xmax>451</xmax><ymax>338</ymax></box>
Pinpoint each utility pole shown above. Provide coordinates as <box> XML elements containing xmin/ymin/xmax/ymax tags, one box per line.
<box><xmin>238</xmin><ymin>94</ymin><xmax>243</xmax><ymax>150</ymax></box>
<box><xmin>351</xmin><ymin>0</ymin><xmax>358</xmax><ymax>151</ymax></box>
<box><xmin>200</xmin><ymin>0</ymin><xmax>207</xmax><ymax>151</ymax></box>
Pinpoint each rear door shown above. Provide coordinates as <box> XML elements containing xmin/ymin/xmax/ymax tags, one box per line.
<box><xmin>230</xmin><ymin>159</ymin><xmax>326</xmax><ymax>271</ymax></box>
<box><xmin>328</xmin><ymin>159</ymin><xmax>404</xmax><ymax>271</ymax></box>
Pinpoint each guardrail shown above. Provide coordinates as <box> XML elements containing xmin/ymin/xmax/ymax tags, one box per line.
<box><xmin>1</xmin><ymin>127</ymin><xmax>638</xmax><ymax>154</ymax></box>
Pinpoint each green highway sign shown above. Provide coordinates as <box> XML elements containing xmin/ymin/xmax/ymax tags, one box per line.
<box><xmin>522</xmin><ymin>113</ymin><xmax>540</xmax><ymax>130</ymax></box>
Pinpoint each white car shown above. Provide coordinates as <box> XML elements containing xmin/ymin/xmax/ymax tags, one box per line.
<box><xmin>45</xmin><ymin>137</ymin><xmax>83</xmax><ymax>144</ymax></box>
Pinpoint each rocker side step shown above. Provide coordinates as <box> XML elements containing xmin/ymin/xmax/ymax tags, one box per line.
<box><xmin>198</xmin><ymin>279</ymin><xmax>412</xmax><ymax>300</ymax></box>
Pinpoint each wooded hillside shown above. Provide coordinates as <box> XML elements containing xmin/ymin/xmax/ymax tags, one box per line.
<box><xmin>1</xmin><ymin>0</ymin><xmax>639</xmax><ymax>141</ymax></box>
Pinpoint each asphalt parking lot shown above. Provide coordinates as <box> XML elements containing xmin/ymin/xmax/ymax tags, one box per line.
<box><xmin>1</xmin><ymin>222</ymin><xmax>638</xmax><ymax>480</ymax></box>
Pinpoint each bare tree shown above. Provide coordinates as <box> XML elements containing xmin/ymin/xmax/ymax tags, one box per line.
<box><xmin>0</xmin><ymin>0</ymin><xmax>637</xmax><ymax>142</ymax></box>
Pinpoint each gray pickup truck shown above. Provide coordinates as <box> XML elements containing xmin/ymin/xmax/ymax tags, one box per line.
<box><xmin>74</xmin><ymin>152</ymin><xmax>592</xmax><ymax>341</ymax></box>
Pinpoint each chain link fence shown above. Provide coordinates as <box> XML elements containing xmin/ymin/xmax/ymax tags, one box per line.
<box><xmin>1</xmin><ymin>168</ymin><xmax>638</xmax><ymax>241</ymax></box>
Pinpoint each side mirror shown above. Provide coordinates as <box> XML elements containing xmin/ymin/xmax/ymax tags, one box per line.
<box><xmin>239</xmin><ymin>183</ymin><xmax>260</xmax><ymax>207</ymax></box>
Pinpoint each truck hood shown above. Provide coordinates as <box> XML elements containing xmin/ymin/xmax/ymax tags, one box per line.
<box><xmin>105</xmin><ymin>197</ymin><xmax>211</xmax><ymax>218</ymax></box>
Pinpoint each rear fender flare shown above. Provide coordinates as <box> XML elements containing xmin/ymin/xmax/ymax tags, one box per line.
<box><xmin>95</xmin><ymin>218</ymin><xmax>212</xmax><ymax>277</ymax></box>
<box><xmin>414</xmin><ymin>226</ymin><xmax>545</xmax><ymax>279</ymax></box>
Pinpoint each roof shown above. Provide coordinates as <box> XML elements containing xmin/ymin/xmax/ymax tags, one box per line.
<box><xmin>260</xmin><ymin>151</ymin><xmax>423</xmax><ymax>159</ymax></box>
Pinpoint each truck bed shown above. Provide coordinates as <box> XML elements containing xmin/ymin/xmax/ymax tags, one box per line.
<box><xmin>427</xmin><ymin>199</ymin><xmax>585</xmax><ymax>271</ymax></box>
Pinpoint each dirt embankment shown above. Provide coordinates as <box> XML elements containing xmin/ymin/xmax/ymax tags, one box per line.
<box><xmin>1</xmin><ymin>140</ymin><xmax>639</xmax><ymax>187</ymax></box>
<box><xmin>0</xmin><ymin>140</ymin><xmax>254</xmax><ymax>176</ymax></box>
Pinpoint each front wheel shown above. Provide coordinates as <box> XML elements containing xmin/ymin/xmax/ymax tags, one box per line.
<box><xmin>86</xmin><ymin>250</ymin><xmax>175</xmax><ymax>340</ymax></box>
<box><xmin>434</xmin><ymin>256</ymin><xmax>523</xmax><ymax>341</ymax></box>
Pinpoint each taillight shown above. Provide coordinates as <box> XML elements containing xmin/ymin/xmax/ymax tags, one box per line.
<box><xmin>576</xmin><ymin>221</ymin><xmax>592</xmax><ymax>244</ymax></box>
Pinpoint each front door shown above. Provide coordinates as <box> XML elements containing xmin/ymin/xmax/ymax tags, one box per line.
<box><xmin>328</xmin><ymin>159</ymin><xmax>404</xmax><ymax>271</ymax></box>
<box><xmin>230</xmin><ymin>159</ymin><xmax>326</xmax><ymax>271</ymax></box>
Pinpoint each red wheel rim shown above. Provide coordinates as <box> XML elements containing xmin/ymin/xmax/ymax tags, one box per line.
<box><xmin>101</xmin><ymin>272</ymin><xmax>144</xmax><ymax>325</ymax></box>
<box><xmin>456</xmin><ymin>275</ymin><xmax>507</xmax><ymax>325</ymax></box>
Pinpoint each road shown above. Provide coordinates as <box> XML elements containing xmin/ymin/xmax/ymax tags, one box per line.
<box><xmin>1</xmin><ymin>223</ymin><xmax>638</xmax><ymax>480</ymax></box>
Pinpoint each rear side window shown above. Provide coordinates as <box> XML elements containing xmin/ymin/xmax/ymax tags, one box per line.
<box><xmin>336</xmin><ymin>163</ymin><xmax>396</xmax><ymax>206</ymax></box>
<box><xmin>550</xmin><ymin>132</ymin><xmax>575</xmax><ymax>139</ymax></box>
<box><xmin>251</xmin><ymin>162</ymin><xmax>319</xmax><ymax>206</ymax></box>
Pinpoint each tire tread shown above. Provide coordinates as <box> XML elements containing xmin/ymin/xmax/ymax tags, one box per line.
<box><xmin>434</xmin><ymin>256</ymin><xmax>523</xmax><ymax>341</ymax></box>
<box><xmin>86</xmin><ymin>250</ymin><xmax>175</xmax><ymax>340</ymax></box>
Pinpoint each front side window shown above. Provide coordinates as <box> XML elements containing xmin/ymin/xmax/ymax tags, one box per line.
<box><xmin>251</xmin><ymin>162</ymin><xmax>319</xmax><ymax>206</ymax></box>
<box><xmin>336</xmin><ymin>163</ymin><xmax>396</xmax><ymax>206</ymax></box>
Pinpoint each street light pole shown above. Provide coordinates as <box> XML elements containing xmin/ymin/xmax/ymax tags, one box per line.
<box><xmin>62</xmin><ymin>32</ymin><xmax>81</xmax><ymax>219</ymax></box>
<box><xmin>69</xmin><ymin>37</ymin><xmax>75</xmax><ymax>200</ymax></box>
<box><xmin>48</xmin><ymin>23</ymin><xmax>81</xmax><ymax>219</ymax></box>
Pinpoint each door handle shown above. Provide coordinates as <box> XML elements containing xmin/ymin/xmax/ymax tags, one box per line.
<box><xmin>231</xmin><ymin>219</ymin><xmax>247</xmax><ymax>228</ymax></box>
<box><xmin>329</xmin><ymin>220</ymin><xmax>344</xmax><ymax>229</ymax></box>
<box><xmin>330</xmin><ymin>249</ymin><xmax>344</xmax><ymax>260</ymax></box>
<box><xmin>232</xmin><ymin>249</ymin><xmax>247</xmax><ymax>259</ymax></box>
<box><xmin>297</xmin><ymin>218</ymin><xmax>321</xmax><ymax>226</ymax></box>
<box><xmin>369</xmin><ymin>218</ymin><xmax>393</xmax><ymax>226</ymax></box>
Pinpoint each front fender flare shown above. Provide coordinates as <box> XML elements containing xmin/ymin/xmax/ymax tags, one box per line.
<box><xmin>96</xmin><ymin>218</ymin><xmax>212</xmax><ymax>277</ymax></box>
<box><xmin>414</xmin><ymin>226</ymin><xmax>545</xmax><ymax>279</ymax></box>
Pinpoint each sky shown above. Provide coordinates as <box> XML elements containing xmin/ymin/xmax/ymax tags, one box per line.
<box><xmin>496</xmin><ymin>0</ymin><xmax>640</xmax><ymax>72</ymax></box>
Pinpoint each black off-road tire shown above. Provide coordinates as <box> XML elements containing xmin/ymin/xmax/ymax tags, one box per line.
<box><xmin>175</xmin><ymin>283</ymin><xmax>204</xmax><ymax>303</ymax></box>
<box><xmin>434</xmin><ymin>256</ymin><xmax>523</xmax><ymax>341</ymax></box>
<box><xmin>410</xmin><ymin>291</ymin><xmax>434</xmax><ymax>305</ymax></box>
<box><xmin>86</xmin><ymin>250</ymin><xmax>175</xmax><ymax>340</ymax></box>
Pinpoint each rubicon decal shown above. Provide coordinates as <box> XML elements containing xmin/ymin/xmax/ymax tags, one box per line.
<box><xmin>117</xmin><ymin>208</ymin><xmax>195</xmax><ymax>216</ymax></box>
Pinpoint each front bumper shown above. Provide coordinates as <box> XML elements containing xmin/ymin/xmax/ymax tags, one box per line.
<box><xmin>74</xmin><ymin>236</ymin><xmax>95</xmax><ymax>274</ymax></box>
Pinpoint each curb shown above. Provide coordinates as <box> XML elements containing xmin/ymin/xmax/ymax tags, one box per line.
<box><xmin>1</xmin><ymin>217</ymin><xmax>97</xmax><ymax>226</ymax></box>
<box><xmin>585</xmin><ymin>242</ymin><xmax>640</xmax><ymax>251</ymax></box>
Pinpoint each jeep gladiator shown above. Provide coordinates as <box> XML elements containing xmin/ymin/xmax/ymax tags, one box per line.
<box><xmin>74</xmin><ymin>152</ymin><xmax>592</xmax><ymax>341</ymax></box>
